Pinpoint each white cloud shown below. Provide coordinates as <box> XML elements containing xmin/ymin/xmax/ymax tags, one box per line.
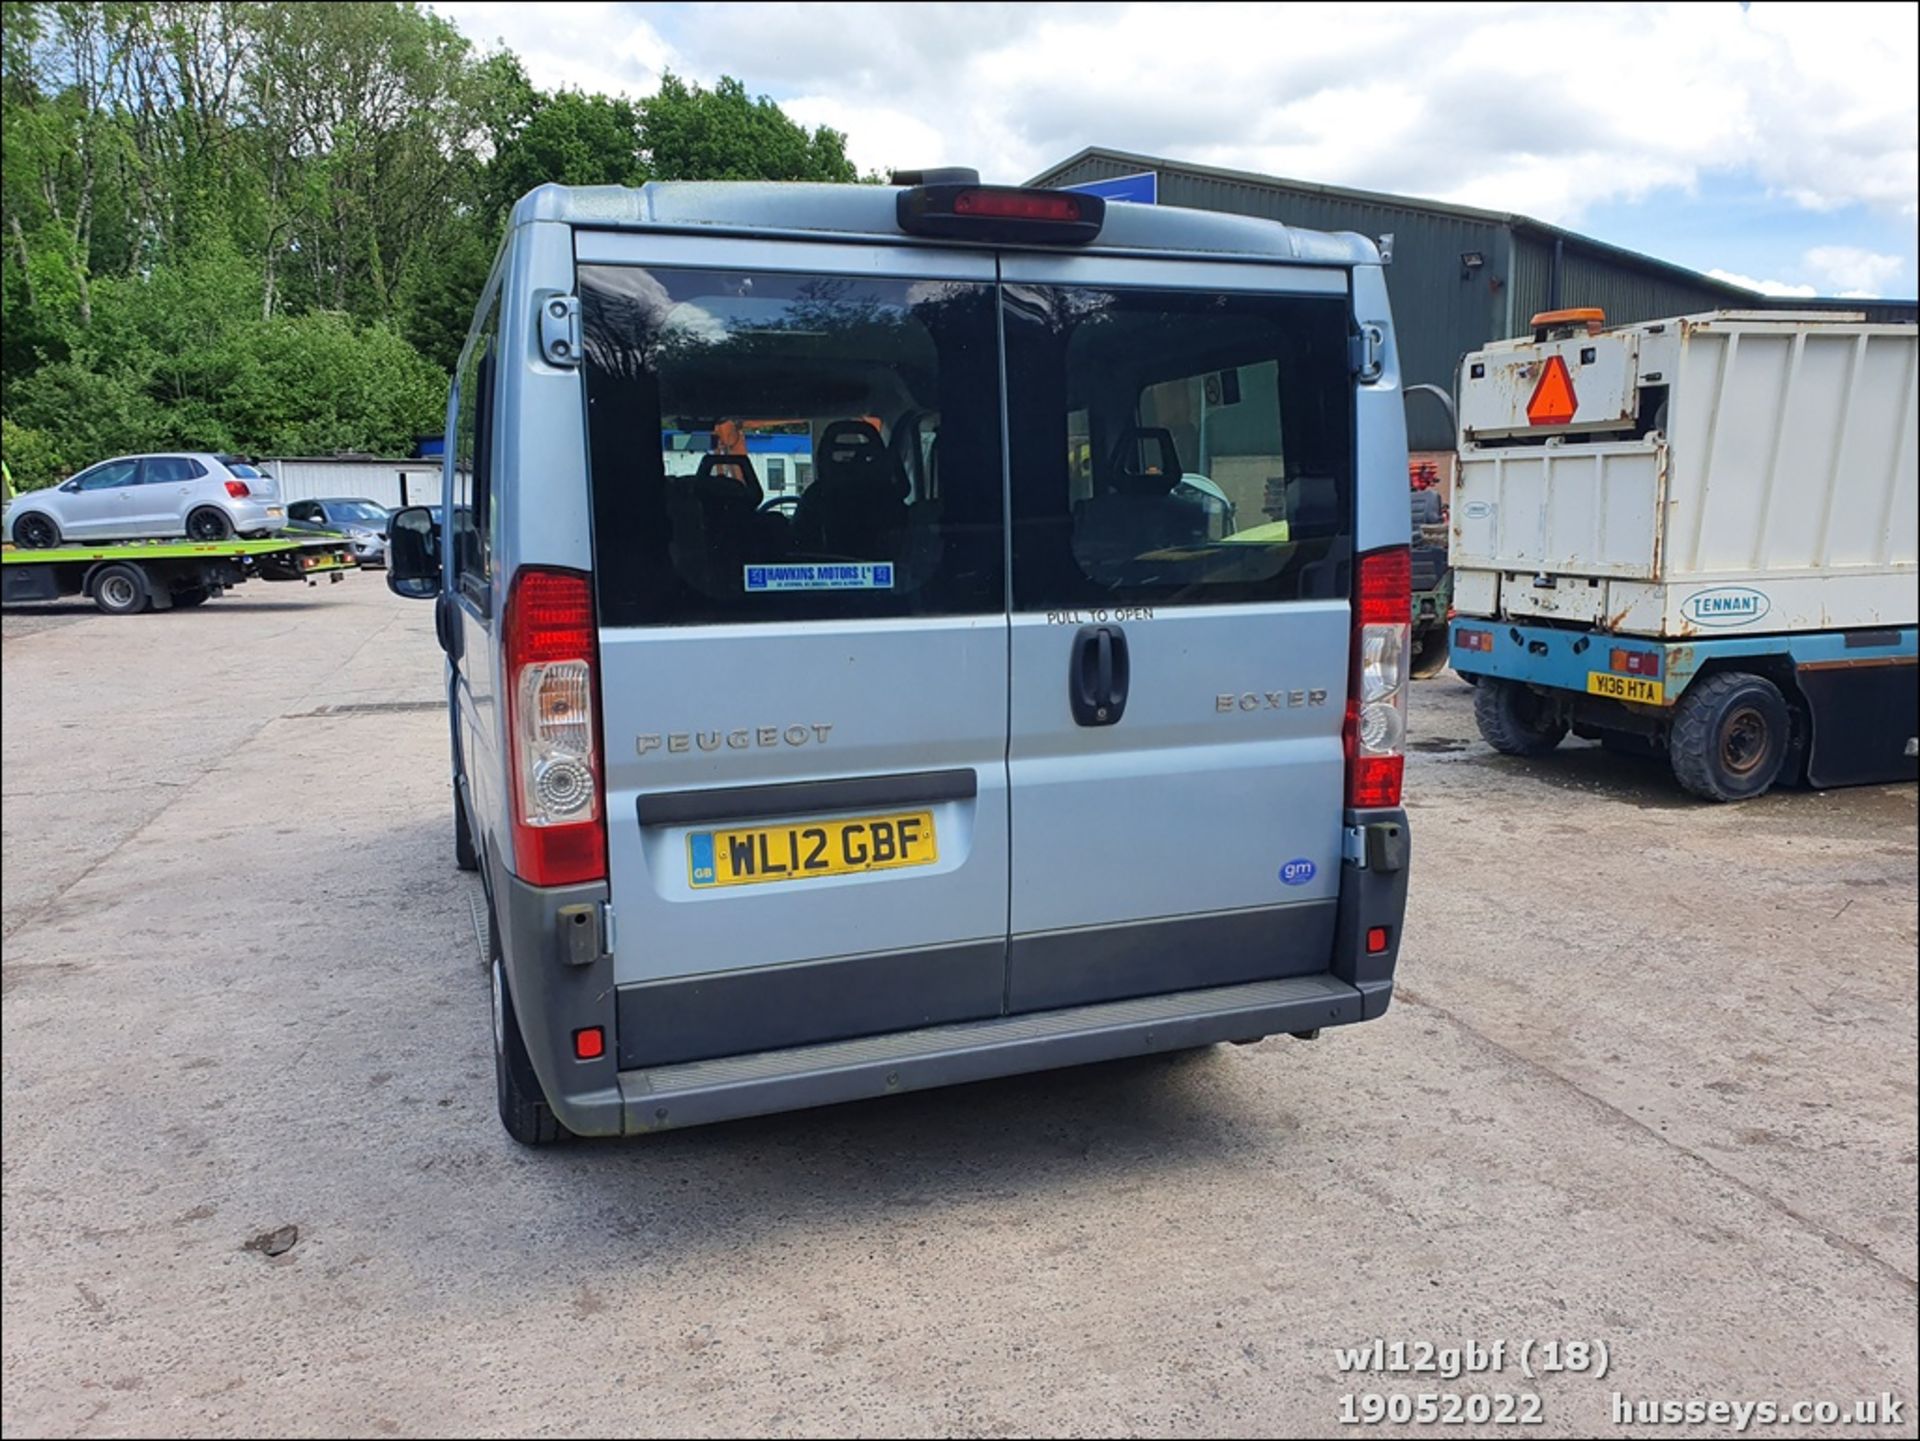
<box><xmin>433</xmin><ymin>1</ymin><xmax>680</xmax><ymax>98</ymax></box>
<box><xmin>432</xmin><ymin>1</ymin><xmax>1919</xmax><ymax>230</ymax></box>
<box><xmin>1803</xmin><ymin>246</ymin><xmax>1906</xmax><ymax>296</ymax></box>
<box><xmin>1708</xmin><ymin>243</ymin><xmax>1908</xmax><ymax>299</ymax></box>
<box><xmin>1707</xmin><ymin>269</ymin><xmax>1817</xmax><ymax>298</ymax></box>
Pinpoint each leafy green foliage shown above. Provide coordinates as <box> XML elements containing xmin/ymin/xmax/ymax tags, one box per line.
<box><xmin>0</xmin><ymin>2</ymin><xmax>861</xmax><ymax>489</ymax></box>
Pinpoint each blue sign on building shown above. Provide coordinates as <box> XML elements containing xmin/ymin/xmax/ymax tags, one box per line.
<box><xmin>1059</xmin><ymin>171</ymin><xmax>1158</xmax><ymax>205</ymax></box>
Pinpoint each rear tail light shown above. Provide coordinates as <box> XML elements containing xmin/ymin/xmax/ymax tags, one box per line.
<box><xmin>224</xmin><ymin>480</ymin><xmax>250</xmax><ymax>498</ymax></box>
<box><xmin>505</xmin><ymin>569</ymin><xmax>606</xmax><ymax>887</ymax></box>
<box><xmin>1345</xmin><ymin>546</ymin><xmax>1411</xmax><ymax>809</ymax></box>
<box><xmin>1457</xmin><ymin>627</ymin><xmax>1493</xmax><ymax>652</ymax></box>
<box><xmin>1609</xmin><ymin>647</ymin><xmax>1660</xmax><ymax>676</ymax></box>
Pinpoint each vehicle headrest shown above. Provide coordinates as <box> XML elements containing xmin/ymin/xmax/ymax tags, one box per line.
<box><xmin>815</xmin><ymin>420</ymin><xmax>905</xmax><ymax>498</ymax></box>
<box><xmin>1105</xmin><ymin>427</ymin><xmax>1183</xmax><ymax>497</ymax></box>
<box><xmin>693</xmin><ymin>452</ymin><xmax>763</xmax><ymax>507</ymax></box>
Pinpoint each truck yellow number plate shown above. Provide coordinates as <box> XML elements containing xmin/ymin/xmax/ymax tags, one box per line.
<box><xmin>1587</xmin><ymin>671</ymin><xmax>1664</xmax><ymax>705</ymax></box>
<box><xmin>688</xmin><ymin>811</ymin><xmax>937</xmax><ymax>888</ymax></box>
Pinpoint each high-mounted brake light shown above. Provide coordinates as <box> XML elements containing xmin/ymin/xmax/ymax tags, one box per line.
<box><xmin>1345</xmin><ymin>546</ymin><xmax>1411</xmax><ymax>810</ymax></box>
<box><xmin>952</xmin><ymin>189</ymin><xmax>1085</xmax><ymax>222</ymax></box>
<box><xmin>897</xmin><ymin>183</ymin><xmax>1105</xmax><ymax>245</ymax></box>
<box><xmin>224</xmin><ymin>480</ymin><xmax>250</xmax><ymax>498</ymax></box>
<box><xmin>505</xmin><ymin>568</ymin><xmax>606</xmax><ymax>887</ymax></box>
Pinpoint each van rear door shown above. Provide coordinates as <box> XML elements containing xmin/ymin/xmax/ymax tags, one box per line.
<box><xmin>577</xmin><ymin>236</ymin><xmax>1009</xmax><ymax>1068</ymax></box>
<box><xmin>999</xmin><ymin>256</ymin><xmax>1356</xmax><ymax>1010</ymax></box>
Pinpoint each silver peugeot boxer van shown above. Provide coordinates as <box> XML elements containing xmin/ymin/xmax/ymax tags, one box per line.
<box><xmin>387</xmin><ymin>172</ymin><xmax>1413</xmax><ymax>1144</ymax></box>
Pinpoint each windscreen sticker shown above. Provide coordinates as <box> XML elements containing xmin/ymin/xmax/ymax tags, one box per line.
<box><xmin>745</xmin><ymin>563</ymin><xmax>894</xmax><ymax>592</ymax></box>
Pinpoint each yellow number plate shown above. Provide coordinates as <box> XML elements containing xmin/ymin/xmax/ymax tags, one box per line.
<box><xmin>1587</xmin><ymin>671</ymin><xmax>1665</xmax><ymax>705</ymax></box>
<box><xmin>688</xmin><ymin>810</ymin><xmax>937</xmax><ymax>888</ymax></box>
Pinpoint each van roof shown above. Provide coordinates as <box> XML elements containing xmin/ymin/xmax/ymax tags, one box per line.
<box><xmin>509</xmin><ymin>181</ymin><xmax>1381</xmax><ymax>268</ymax></box>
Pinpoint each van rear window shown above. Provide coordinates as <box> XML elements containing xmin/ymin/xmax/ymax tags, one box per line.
<box><xmin>581</xmin><ymin>266</ymin><xmax>1004</xmax><ymax>626</ymax></box>
<box><xmin>1002</xmin><ymin>285</ymin><xmax>1353</xmax><ymax>610</ymax></box>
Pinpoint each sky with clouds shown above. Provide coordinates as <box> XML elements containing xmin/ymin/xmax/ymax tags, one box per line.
<box><xmin>430</xmin><ymin>1</ymin><xmax>1919</xmax><ymax>299</ymax></box>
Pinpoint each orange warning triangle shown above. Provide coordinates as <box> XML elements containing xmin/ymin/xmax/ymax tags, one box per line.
<box><xmin>1527</xmin><ymin>355</ymin><xmax>1578</xmax><ymax>426</ymax></box>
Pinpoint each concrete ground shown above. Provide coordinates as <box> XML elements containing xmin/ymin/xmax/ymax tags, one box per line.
<box><xmin>3</xmin><ymin>581</ymin><xmax>1914</xmax><ymax>1439</ymax></box>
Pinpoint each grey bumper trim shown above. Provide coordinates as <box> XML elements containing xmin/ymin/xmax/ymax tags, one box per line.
<box><xmin>614</xmin><ymin>973</ymin><xmax>1363</xmax><ymax>1134</ymax></box>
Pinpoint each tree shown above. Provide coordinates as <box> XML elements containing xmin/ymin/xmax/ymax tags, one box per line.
<box><xmin>0</xmin><ymin>0</ymin><xmax>867</xmax><ymax>489</ymax></box>
<box><xmin>642</xmin><ymin>73</ymin><xmax>856</xmax><ymax>184</ymax></box>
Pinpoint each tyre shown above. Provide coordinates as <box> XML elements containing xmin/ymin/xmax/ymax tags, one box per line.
<box><xmin>1410</xmin><ymin>625</ymin><xmax>1451</xmax><ymax>680</ymax></box>
<box><xmin>1669</xmin><ymin>671</ymin><xmax>1790</xmax><ymax>802</ymax></box>
<box><xmin>490</xmin><ymin>913</ymin><xmax>569</xmax><ymax>1147</ymax></box>
<box><xmin>1473</xmin><ymin>677</ymin><xmax>1569</xmax><ymax>756</ymax></box>
<box><xmin>13</xmin><ymin>512</ymin><xmax>61</xmax><ymax>549</ymax></box>
<box><xmin>454</xmin><ymin>783</ymin><xmax>479</xmax><ymax>872</ymax></box>
<box><xmin>89</xmin><ymin>563</ymin><xmax>149</xmax><ymax>616</ymax></box>
<box><xmin>171</xmin><ymin>587</ymin><xmax>212</xmax><ymax>609</ymax></box>
<box><xmin>186</xmin><ymin>507</ymin><xmax>234</xmax><ymax>541</ymax></box>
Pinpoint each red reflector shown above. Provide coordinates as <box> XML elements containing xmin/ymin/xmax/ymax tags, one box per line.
<box><xmin>953</xmin><ymin>188</ymin><xmax>1083</xmax><ymax>222</ymax></box>
<box><xmin>573</xmin><ymin>1026</ymin><xmax>605</xmax><ymax>1061</ymax></box>
<box><xmin>1366</xmin><ymin>926</ymin><xmax>1390</xmax><ymax>955</ymax></box>
<box><xmin>1356</xmin><ymin>546</ymin><xmax>1411</xmax><ymax>625</ymax></box>
<box><xmin>224</xmin><ymin>480</ymin><xmax>250</xmax><ymax>498</ymax></box>
<box><xmin>1349</xmin><ymin>755</ymin><xmax>1404</xmax><ymax>809</ymax></box>
<box><xmin>1526</xmin><ymin>355</ymin><xmax>1579</xmax><ymax>426</ymax></box>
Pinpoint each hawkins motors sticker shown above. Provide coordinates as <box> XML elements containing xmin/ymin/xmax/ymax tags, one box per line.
<box><xmin>746</xmin><ymin>563</ymin><xmax>895</xmax><ymax>592</ymax></box>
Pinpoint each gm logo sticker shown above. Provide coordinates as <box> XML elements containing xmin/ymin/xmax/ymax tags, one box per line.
<box><xmin>1279</xmin><ymin>858</ymin><xmax>1317</xmax><ymax>886</ymax></box>
<box><xmin>1681</xmin><ymin>587</ymin><xmax>1771</xmax><ymax>627</ymax></box>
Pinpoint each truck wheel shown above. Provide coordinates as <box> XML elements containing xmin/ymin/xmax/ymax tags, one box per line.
<box><xmin>1474</xmin><ymin>677</ymin><xmax>1568</xmax><ymax>755</ymax></box>
<box><xmin>13</xmin><ymin>512</ymin><xmax>61</xmax><ymax>549</ymax></box>
<box><xmin>89</xmin><ymin>563</ymin><xmax>149</xmax><ymax>616</ymax></box>
<box><xmin>491</xmin><ymin>913</ymin><xmax>569</xmax><ymax>1147</ymax></box>
<box><xmin>187</xmin><ymin>507</ymin><xmax>234</xmax><ymax>541</ymax></box>
<box><xmin>454</xmin><ymin>784</ymin><xmax>479</xmax><ymax>872</ymax></box>
<box><xmin>1410</xmin><ymin>627</ymin><xmax>1451</xmax><ymax>679</ymax></box>
<box><xmin>1669</xmin><ymin>672</ymin><xmax>1790</xmax><ymax>802</ymax></box>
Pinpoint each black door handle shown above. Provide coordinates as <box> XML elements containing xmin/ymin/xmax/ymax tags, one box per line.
<box><xmin>1069</xmin><ymin>624</ymin><xmax>1129</xmax><ymax>726</ymax></box>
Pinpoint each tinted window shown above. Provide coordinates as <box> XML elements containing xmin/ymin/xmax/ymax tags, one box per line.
<box><xmin>223</xmin><ymin>462</ymin><xmax>265</xmax><ymax>480</ymax></box>
<box><xmin>74</xmin><ymin>460</ymin><xmax>140</xmax><ymax>491</ymax></box>
<box><xmin>289</xmin><ymin>502</ymin><xmax>318</xmax><ymax>522</ymax></box>
<box><xmin>581</xmin><ymin>266</ymin><xmax>1003</xmax><ymax>626</ymax></box>
<box><xmin>325</xmin><ymin>500</ymin><xmax>389</xmax><ymax>524</ymax></box>
<box><xmin>1003</xmin><ymin>285</ymin><xmax>1352</xmax><ymax>611</ymax></box>
<box><xmin>144</xmin><ymin>457</ymin><xmax>205</xmax><ymax>484</ymax></box>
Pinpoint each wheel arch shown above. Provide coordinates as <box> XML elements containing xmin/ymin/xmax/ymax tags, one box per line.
<box><xmin>1678</xmin><ymin>650</ymin><xmax>1811</xmax><ymax>784</ymax></box>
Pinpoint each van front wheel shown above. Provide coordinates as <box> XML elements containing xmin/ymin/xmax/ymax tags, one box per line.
<box><xmin>490</xmin><ymin>916</ymin><xmax>569</xmax><ymax>1147</ymax></box>
<box><xmin>1473</xmin><ymin>677</ymin><xmax>1568</xmax><ymax>756</ymax></box>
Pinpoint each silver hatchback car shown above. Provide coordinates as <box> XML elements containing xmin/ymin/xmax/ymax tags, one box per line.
<box><xmin>6</xmin><ymin>453</ymin><xmax>286</xmax><ymax>547</ymax></box>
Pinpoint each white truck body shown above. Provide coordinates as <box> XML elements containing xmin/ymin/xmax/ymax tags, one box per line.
<box><xmin>1451</xmin><ymin>311</ymin><xmax>1918</xmax><ymax>638</ymax></box>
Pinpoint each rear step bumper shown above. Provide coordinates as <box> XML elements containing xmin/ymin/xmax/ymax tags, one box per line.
<box><xmin>601</xmin><ymin>973</ymin><xmax>1371</xmax><ymax>1134</ymax></box>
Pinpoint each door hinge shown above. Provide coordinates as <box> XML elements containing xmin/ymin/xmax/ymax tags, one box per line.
<box><xmin>1342</xmin><ymin>825</ymin><xmax>1367</xmax><ymax>866</ymax></box>
<box><xmin>1350</xmin><ymin>322</ymin><xmax>1386</xmax><ymax>382</ymax></box>
<box><xmin>539</xmin><ymin>294</ymin><xmax>582</xmax><ymax>367</ymax></box>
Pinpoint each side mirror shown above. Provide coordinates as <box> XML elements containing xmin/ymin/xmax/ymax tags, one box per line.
<box><xmin>386</xmin><ymin>505</ymin><xmax>441</xmax><ymax>599</ymax></box>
